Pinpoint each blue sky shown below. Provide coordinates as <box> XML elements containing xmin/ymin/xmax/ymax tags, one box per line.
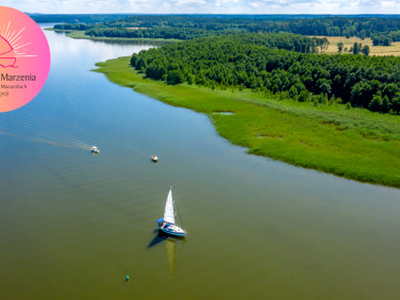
<box><xmin>2</xmin><ymin>0</ymin><xmax>399</xmax><ymax>14</ymax></box>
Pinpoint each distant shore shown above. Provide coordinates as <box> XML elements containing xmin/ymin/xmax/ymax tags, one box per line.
<box><xmin>94</xmin><ymin>56</ymin><xmax>400</xmax><ymax>188</ymax></box>
<box><xmin>45</xmin><ymin>28</ymin><xmax>179</xmax><ymax>44</ymax></box>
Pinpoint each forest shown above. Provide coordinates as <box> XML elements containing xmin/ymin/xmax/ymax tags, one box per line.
<box><xmin>54</xmin><ymin>23</ymin><xmax>96</xmax><ymax>31</ymax></box>
<box><xmin>51</xmin><ymin>15</ymin><xmax>400</xmax><ymax>44</ymax></box>
<box><xmin>84</xmin><ymin>27</ymin><xmax>243</xmax><ymax>40</ymax></box>
<box><xmin>30</xmin><ymin>13</ymin><xmax>127</xmax><ymax>23</ymax></box>
<box><xmin>47</xmin><ymin>15</ymin><xmax>400</xmax><ymax>114</ymax></box>
<box><xmin>105</xmin><ymin>15</ymin><xmax>400</xmax><ymax>39</ymax></box>
<box><xmin>130</xmin><ymin>33</ymin><xmax>400</xmax><ymax>114</ymax></box>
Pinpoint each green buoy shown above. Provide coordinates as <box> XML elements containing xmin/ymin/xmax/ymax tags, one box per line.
<box><xmin>125</xmin><ymin>275</ymin><xmax>130</xmax><ymax>281</ymax></box>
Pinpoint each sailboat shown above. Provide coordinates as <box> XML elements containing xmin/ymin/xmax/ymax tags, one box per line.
<box><xmin>157</xmin><ymin>188</ymin><xmax>187</xmax><ymax>237</ymax></box>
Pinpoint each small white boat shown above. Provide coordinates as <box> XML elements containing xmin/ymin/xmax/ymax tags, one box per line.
<box><xmin>157</xmin><ymin>188</ymin><xmax>186</xmax><ymax>237</ymax></box>
<box><xmin>151</xmin><ymin>155</ymin><xmax>158</xmax><ymax>162</ymax></box>
<box><xmin>91</xmin><ymin>146</ymin><xmax>100</xmax><ymax>154</ymax></box>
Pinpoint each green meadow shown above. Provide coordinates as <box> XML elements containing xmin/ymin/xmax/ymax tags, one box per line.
<box><xmin>94</xmin><ymin>56</ymin><xmax>400</xmax><ymax>188</ymax></box>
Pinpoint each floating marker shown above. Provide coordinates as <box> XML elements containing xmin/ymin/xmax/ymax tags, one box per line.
<box><xmin>125</xmin><ymin>275</ymin><xmax>130</xmax><ymax>281</ymax></box>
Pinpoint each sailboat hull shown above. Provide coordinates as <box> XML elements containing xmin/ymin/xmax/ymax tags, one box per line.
<box><xmin>157</xmin><ymin>218</ymin><xmax>186</xmax><ymax>237</ymax></box>
<box><xmin>160</xmin><ymin>227</ymin><xmax>186</xmax><ymax>237</ymax></box>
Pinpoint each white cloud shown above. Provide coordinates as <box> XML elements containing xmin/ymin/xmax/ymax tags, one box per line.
<box><xmin>1</xmin><ymin>0</ymin><xmax>398</xmax><ymax>14</ymax></box>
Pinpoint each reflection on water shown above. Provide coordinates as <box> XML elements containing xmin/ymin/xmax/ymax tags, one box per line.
<box><xmin>148</xmin><ymin>231</ymin><xmax>185</xmax><ymax>276</ymax></box>
<box><xmin>165</xmin><ymin>238</ymin><xmax>176</xmax><ymax>275</ymax></box>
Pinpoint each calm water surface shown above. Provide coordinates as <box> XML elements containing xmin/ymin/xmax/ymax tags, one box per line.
<box><xmin>1</xmin><ymin>27</ymin><xmax>400</xmax><ymax>299</ymax></box>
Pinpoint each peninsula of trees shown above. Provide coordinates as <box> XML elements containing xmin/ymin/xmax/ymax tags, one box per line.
<box><xmin>55</xmin><ymin>13</ymin><xmax>400</xmax><ymax>187</ymax></box>
<box><xmin>131</xmin><ymin>33</ymin><xmax>400</xmax><ymax>114</ymax></box>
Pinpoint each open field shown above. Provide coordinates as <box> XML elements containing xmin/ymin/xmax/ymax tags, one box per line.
<box><xmin>315</xmin><ymin>36</ymin><xmax>400</xmax><ymax>56</ymax></box>
<box><xmin>94</xmin><ymin>56</ymin><xmax>400</xmax><ymax>188</ymax></box>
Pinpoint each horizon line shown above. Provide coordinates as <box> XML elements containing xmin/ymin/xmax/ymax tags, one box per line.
<box><xmin>27</xmin><ymin>13</ymin><xmax>400</xmax><ymax>16</ymax></box>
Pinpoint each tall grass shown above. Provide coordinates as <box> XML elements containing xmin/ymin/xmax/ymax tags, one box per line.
<box><xmin>94</xmin><ymin>56</ymin><xmax>400</xmax><ymax>188</ymax></box>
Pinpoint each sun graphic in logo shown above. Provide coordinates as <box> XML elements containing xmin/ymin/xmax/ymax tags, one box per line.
<box><xmin>0</xmin><ymin>21</ymin><xmax>37</xmax><ymax>68</ymax></box>
<box><xmin>0</xmin><ymin>6</ymin><xmax>50</xmax><ymax>112</ymax></box>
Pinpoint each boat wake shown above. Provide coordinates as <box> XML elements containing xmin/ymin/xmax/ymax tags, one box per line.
<box><xmin>0</xmin><ymin>94</ymin><xmax>98</xmax><ymax>153</ymax></box>
<box><xmin>0</xmin><ymin>129</ymin><xmax>93</xmax><ymax>152</ymax></box>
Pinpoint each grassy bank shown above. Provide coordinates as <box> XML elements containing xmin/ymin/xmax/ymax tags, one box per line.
<box><xmin>45</xmin><ymin>28</ymin><xmax>179</xmax><ymax>44</ymax></box>
<box><xmin>94</xmin><ymin>56</ymin><xmax>400</xmax><ymax>188</ymax></box>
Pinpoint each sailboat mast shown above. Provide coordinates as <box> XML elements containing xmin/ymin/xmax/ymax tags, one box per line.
<box><xmin>174</xmin><ymin>193</ymin><xmax>184</xmax><ymax>227</ymax></box>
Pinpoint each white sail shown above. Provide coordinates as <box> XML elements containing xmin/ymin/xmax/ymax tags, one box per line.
<box><xmin>164</xmin><ymin>188</ymin><xmax>175</xmax><ymax>223</ymax></box>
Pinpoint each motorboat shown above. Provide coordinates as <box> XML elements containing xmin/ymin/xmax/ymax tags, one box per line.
<box><xmin>91</xmin><ymin>146</ymin><xmax>100</xmax><ymax>154</ymax></box>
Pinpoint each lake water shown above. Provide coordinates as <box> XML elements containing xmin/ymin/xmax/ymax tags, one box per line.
<box><xmin>1</xmin><ymin>27</ymin><xmax>400</xmax><ymax>299</ymax></box>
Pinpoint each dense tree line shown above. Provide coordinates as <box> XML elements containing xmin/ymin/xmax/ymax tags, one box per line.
<box><xmin>54</xmin><ymin>23</ymin><xmax>95</xmax><ymax>31</ymax></box>
<box><xmin>31</xmin><ymin>14</ymin><xmax>127</xmax><ymax>23</ymax></box>
<box><xmin>372</xmin><ymin>31</ymin><xmax>400</xmax><ymax>46</ymax></box>
<box><xmin>267</xmin><ymin>17</ymin><xmax>400</xmax><ymax>40</ymax></box>
<box><xmin>85</xmin><ymin>27</ymin><xmax>244</xmax><ymax>40</ymax></box>
<box><xmin>109</xmin><ymin>15</ymin><xmax>400</xmax><ymax>35</ymax></box>
<box><xmin>130</xmin><ymin>33</ymin><xmax>400</xmax><ymax>114</ymax></box>
<box><xmin>110</xmin><ymin>15</ymin><xmax>400</xmax><ymax>40</ymax></box>
<box><xmin>102</xmin><ymin>15</ymin><xmax>326</xmax><ymax>30</ymax></box>
<box><xmin>54</xmin><ymin>15</ymin><xmax>400</xmax><ymax>44</ymax></box>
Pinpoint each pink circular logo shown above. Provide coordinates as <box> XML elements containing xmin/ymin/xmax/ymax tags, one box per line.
<box><xmin>0</xmin><ymin>6</ymin><xmax>50</xmax><ymax>112</ymax></box>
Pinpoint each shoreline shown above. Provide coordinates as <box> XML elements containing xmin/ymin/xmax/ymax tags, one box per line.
<box><xmin>44</xmin><ymin>28</ymin><xmax>180</xmax><ymax>44</ymax></box>
<box><xmin>94</xmin><ymin>56</ymin><xmax>400</xmax><ymax>188</ymax></box>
